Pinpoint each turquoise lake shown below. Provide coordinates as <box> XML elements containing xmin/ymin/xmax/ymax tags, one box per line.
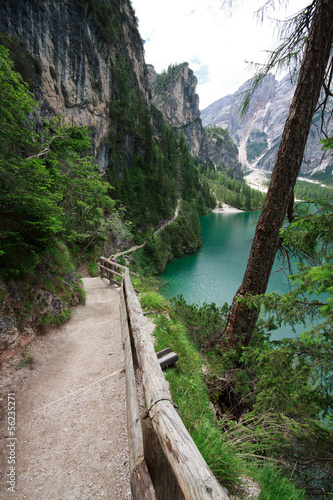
<box><xmin>159</xmin><ymin>211</ymin><xmax>304</xmax><ymax>340</ymax></box>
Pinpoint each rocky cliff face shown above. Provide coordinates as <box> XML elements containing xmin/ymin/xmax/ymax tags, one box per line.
<box><xmin>149</xmin><ymin>63</ymin><xmax>242</xmax><ymax>179</ymax></box>
<box><xmin>204</xmin><ymin>127</ymin><xmax>243</xmax><ymax>179</ymax></box>
<box><xmin>0</xmin><ymin>0</ymin><xmax>149</xmax><ymax>172</ymax></box>
<box><xmin>201</xmin><ymin>73</ymin><xmax>333</xmax><ymax>176</ymax></box>
<box><xmin>149</xmin><ymin>63</ymin><xmax>205</xmax><ymax>159</ymax></box>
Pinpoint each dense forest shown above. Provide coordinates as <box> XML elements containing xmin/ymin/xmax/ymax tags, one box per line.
<box><xmin>200</xmin><ymin>169</ymin><xmax>266</xmax><ymax>210</ymax></box>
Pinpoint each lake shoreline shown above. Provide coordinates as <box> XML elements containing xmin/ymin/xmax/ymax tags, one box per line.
<box><xmin>212</xmin><ymin>203</ymin><xmax>244</xmax><ymax>213</ymax></box>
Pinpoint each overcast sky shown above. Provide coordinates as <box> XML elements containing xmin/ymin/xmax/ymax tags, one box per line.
<box><xmin>131</xmin><ymin>0</ymin><xmax>311</xmax><ymax>109</ymax></box>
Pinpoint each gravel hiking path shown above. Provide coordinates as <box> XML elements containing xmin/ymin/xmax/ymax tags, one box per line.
<box><xmin>112</xmin><ymin>199</ymin><xmax>181</xmax><ymax>261</ymax></box>
<box><xmin>0</xmin><ymin>277</ymin><xmax>130</xmax><ymax>499</ymax></box>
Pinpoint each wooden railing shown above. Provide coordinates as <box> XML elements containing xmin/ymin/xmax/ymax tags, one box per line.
<box><xmin>98</xmin><ymin>256</ymin><xmax>126</xmax><ymax>286</ymax></box>
<box><xmin>98</xmin><ymin>257</ymin><xmax>230</xmax><ymax>500</ymax></box>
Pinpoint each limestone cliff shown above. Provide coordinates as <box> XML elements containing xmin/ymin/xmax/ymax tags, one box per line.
<box><xmin>149</xmin><ymin>63</ymin><xmax>242</xmax><ymax>179</ymax></box>
<box><xmin>204</xmin><ymin>127</ymin><xmax>243</xmax><ymax>179</ymax></box>
<box><xmin>0</xmin><ymin>0</ymin><xmax>149</xmax><ymax>172</ymax></box>
<box><xmin>149</xmin><ymin>63</ymin><xmax>205</xmax><ymax>159</ymax></box>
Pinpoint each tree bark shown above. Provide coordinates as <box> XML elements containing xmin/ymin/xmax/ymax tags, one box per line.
<box><xmin>225</xmin><ymin>0</ymin><xmax>333</xmax><ymax>349</ymax></box>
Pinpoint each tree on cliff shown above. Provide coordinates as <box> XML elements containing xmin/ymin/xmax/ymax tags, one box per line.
<box><xmin>224</xmin><ymin>0</ymin><xmax>333</xmax><ymax>349</ymax></box>
<box><xmin>0</xmin><ymin>46</ymin><xmax>115</xmax><ymax>276</ymax></box>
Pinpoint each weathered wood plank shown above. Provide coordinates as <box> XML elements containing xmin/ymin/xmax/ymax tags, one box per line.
<box><xmin>149</xmin><ymin>400</ymin><xmax>230</xmax><ymax>500</ymax></box>
<box><xmin>98</xmin><ymin>263</ymin><xmax>124</xmax><ymax>279</ymax></box>
<box><xmin>106</xmin><ymin>277</ymin><xmax>121</xmax><ymax>287</ymax></box>
<box><xmin>123</xmin><ymin>268</ymin><xmax>230</xmax><ymax>500</ymax></box>
<box><xmin>99</xmin><ymin>256</ymin><xmax>127</xmax><ymax>270</ymax></box>
<box><xmin>156</xmin><ymin>348</ymin><xmax>173</xmax><ymax>359</ymax></box>
<box><xmin>120</xmin><ymin>286</ymin><xmax>156</xmax><ymax>500</ymax></box>
<box><xmin>158</xmin><ymin>352</ymin><xmax>178</xmax><ymax>370</ymax></box>
<box><xmin>130</xmin><ymin>459</ymin><xmax>157</xmax><ymax>500</ymax></box>
<box><xmin>124</xmin><ymin>268</ymin><xmax>171</xmax><ymax>408</ymax></box>
<box><xmin>142</xmin><ymin>418</ymin><xmax>184</xmax><ymax>500</ymax></box>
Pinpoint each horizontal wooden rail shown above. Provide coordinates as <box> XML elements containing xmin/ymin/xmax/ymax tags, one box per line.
<box><xmin>98</xmin><ymin>264</ymin><xmax>124</xmax><ymax>280</ymax></box>
<box><xmin>97</xmin><ymin>255</ymin><xmax>229</xmax><ymax>499</ymax></box>
<box><xmin>99</xmin><ymin>256</ymin><xmax>127</xmax><ymax>270</ymax></box>
<box><xmin>120</xmin><ymin>284</ymin><xmax>156</xmax><ymax>499</ymax></box>
<box><xmin>122</xmin><ymin>267</ymin><xmax>229</xmax><ymax>500</ymax></box>
<box><xmin>98</xmin><ymin>257</ymin><xmax>125</xmax><ymax>287</ymax></box>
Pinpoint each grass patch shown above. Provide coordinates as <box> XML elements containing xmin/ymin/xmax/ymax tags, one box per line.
<box><xmin>256</xmin><ymin>465</ymin><xmax>306</xmax><ymax>500</ymax></box>
<box><xmin>117</xmin><ymin>256</ymin><xmax>126</xmax><ymax>266</ymax></box>
<box><xmin>41</xmin><ymin>309</ymin><xmax>71</xmax><ymax>328</ymax></box>
<box><xmin>88</xmin><ymin>261</ymin><xmax>99</xmax><ymax>277</ymax></box>
<box><xmin>140</xmin><ymin>292</ymin><xmax>169</xmax><ymax>313</ymax></box>
<box><xmin>16</xmin><ymin>349</ymin><xmax>34</xmax><ymax>370</ymax></box>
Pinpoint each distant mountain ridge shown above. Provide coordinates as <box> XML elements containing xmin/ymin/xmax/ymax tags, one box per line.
<box><xmin>201</xmin><ymin>73</ymin><xmax>333</xmax><ymax>177</ymax></box>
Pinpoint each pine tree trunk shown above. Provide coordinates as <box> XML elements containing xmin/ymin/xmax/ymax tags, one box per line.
<box><xmin>225</xmin><ymin>0</ymin><xmax>333</xmax><ymax>349</ymax></box>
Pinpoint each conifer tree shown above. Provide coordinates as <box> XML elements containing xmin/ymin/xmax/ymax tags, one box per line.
<box><xmin>224</xmin><ymin>0</ymin><xmax>333</xmax><ymax>349</ymax></box>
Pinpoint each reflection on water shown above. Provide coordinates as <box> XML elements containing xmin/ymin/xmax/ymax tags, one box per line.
<box><xmin>159</xmin><ymin>211</ymin><xmax>305</xmax><ymax>340</ymax></box>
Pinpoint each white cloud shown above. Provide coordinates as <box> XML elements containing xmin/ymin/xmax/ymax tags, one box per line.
<box><xmin>131</xmin><ymin>0</ymin><xmax>311</xmax><ymax>109</ymax></box>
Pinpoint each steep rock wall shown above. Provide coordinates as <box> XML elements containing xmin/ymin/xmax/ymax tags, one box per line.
<box><xmin>149</xmin><ymin>63</ymin><xmax>242</xmax><ymax>178</ymax></box>
<box><xmin>204</xmin><ymin>127</ymin><xmax>243</xmax><ymax>180</ymax></box>
<box><xmin>0</xmin><ymin>0</ymin><xmax>149</xmax><ymax>171</ymax></box>
<box><xmin>149</xmin><ymin>63</ymin><xmax>205</xmax><ymax>160</ymax></box>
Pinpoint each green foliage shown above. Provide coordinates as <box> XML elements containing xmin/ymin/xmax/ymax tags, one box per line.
<box><xmin>151</xmin><ymin>63</ymin><xmax>187</xmax><ymax>92</ymax></box>
<box><xmin>241</xmin><ymin>200</ymin><xmax>333</xmax><ymax>421</ymax></box>
<box><xmin>144</xmin><ymin>291</ymin><xmax>307</xmax><ymax>498</ymax></box>
<box><xmin>170</xmin><ymin>296</ymin><xmax>229</xmax><ymax>350</ymax></box>
<box><xmin>294</xmin><ymin>179</ymin><xmax>333</xmax><ymax>201</ymax></box>
<box><xmin>164</xmin><ymin>201</ymin><xmax>202</xmax><ymax>256</ymax></box>
<box><xmin>202</xmin><ymin>172</ymin><xmax>266</xmax><ymax>211</ymax></box>
<box><xmin>111</xmin><ymin>108</ymin><xmax>212</xmax><ymax>232</ymax></box>
<box><xmin>43</xmin><ymin>121</ymin><xmax>116</xmax><ymax>249</ymax></box>
<box><xmin>246</xmin><ymin>130</ymin><xmax>268</xmax><ymax>162</ymax></box>
<box><xmin>232</xmin><ymin>197</ymin><xmax>333</xmax><ymax>496</ymax></box>
<box><xmin>257</xmin><ymin>466</ymin><xmax>306</xmax><ymax>500</ymax></box>
<box><xmin>156</xmin><ymin>192</ymin><xmax>333</xmax><ymax>495</ymax></box>
<box><xmin>204</xmin><ymin>125</ymin><xmax>239</xmax><ymax>167</ymax></box>
<box><xmin>131</xmin><ymin>201</ymin><xmax>203</xmax><ymax>275</ymax></box>
<box><xmin>0</xmin><ymin>47</ymin><xmax>123</xmax><ymax>277</ymax></box>
<box><xmin>0</xmin><ymin>34</ymin><xmax>41</xmax><ymax>90</ymax></box>
<box><xmin>0</xmin><ymin>239</ymin><xmax>84</xmax><ymax>335</ymax></box>
<box><xmin>15</xmin><ymin>349</ymin><xmax>35</xmax><ymax>370</ymax></box>
<box><xmin>151</xmin><ymin>311</ymin><xmax>244</xmax><ymax>492</ymax></box>
<box><xmin>87</xmin><ymin>261</ymin><xmax>99</xmax><ymax>277</ymax></box>
<box><xmin>321</xmin><ymin>137</ymin><xmax>333</xmax><ymax>151</ymax></box>
<box><xmin>0</xmin><ymin>46</ymin><xmax>62</xmax><ymax>274</ymax></box>
<box><xmin>41</xmin><ymin>309</ymin><xmax>71</xmax><ymax>327</ymax></box>
<box><xmin>163</xmin><ymin>292</ymin><xmax>326</xmax><ymax>497</ymax></box>
<box><xmin>140</xmin><ymin>292</ymin><xmax>169</xmax><ymax>313</ymax></box>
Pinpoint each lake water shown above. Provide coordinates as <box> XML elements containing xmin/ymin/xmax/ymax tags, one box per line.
<box><xmin>159</xmin><ymin>211</ymin><xmax>304</xmax><ymax>340</ymax></box>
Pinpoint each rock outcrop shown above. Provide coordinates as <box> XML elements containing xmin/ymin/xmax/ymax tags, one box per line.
<box><xmin>0</xmin><ymin>0</ymin><xmax>149</xmax><ymax>172</ymax></box>
<box><xmin>204</xmin><ymin>127</ymin><xmax>243</xmax><ymax>179</ymax></box>
<box><xmin>149</xmin><ymin>63</ymin><xmax>243</xmax><ymax>179</ymax></box>
<box><xmin>149</xmin><ymin>63</ymin><xmax>205</xmax><ymax>159</ymax></box>
<box><xmin>201</xmin><ymin>73</ymin><xmax>333</xmax><ymax>176</ymax></box>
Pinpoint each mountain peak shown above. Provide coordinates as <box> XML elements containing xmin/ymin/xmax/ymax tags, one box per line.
<box><xmin>201</xmin><ymin>73</ymin><xmax>332</xmax><ymax>175</ymax></box>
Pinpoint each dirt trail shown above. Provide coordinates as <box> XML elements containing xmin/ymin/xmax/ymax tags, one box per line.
<box><xmin>112</xmin><ymin>199</ymin><xmax>181</xmax><ymax>261</ymax></box>
<box><xmin>0</xmin><ymin>277</ymin><xmax>130</xmax><ymax>499</ymax></box>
